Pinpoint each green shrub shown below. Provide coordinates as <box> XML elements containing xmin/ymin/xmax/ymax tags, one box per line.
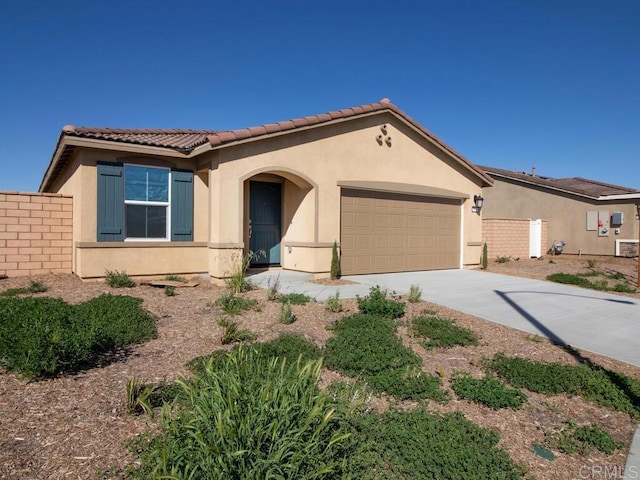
<box><xmin>328</xmin><ymin>380</ymin><xmax>373</xmax><ymax>415</ymax></box>
<box><xmin>165</xmin><ymin>274</ymin><xmax>186</xmax><ymax>282</ymax></box>
<box><xmin>214</xmin><ymin>292</ymin><xmax>258</xmax><ymax>315</ymax></box>
<box><xmin>344</xmin><ymin>409</ymin><xmax>527</xmax><ymax>479</ymax></box>
<box><xmin>266</xmin><ymin>274</ymin><xmax>280</xmax><ymax>300</ymax></box>
<box><xmin>613</xmin><ymin>283</ymin><xmax>637</xmax><ymax>293</ymax></box>
<box><xmin>546</xmin><ymin>273</ymin><xmax>599</xmax><ymax>289</ymax></box>
<box><xmin>255</xmin><ymin>333</ymin><xmax>322</xmax><ymax>364</ymax></box>
<box><xmin>408</xmin><ymin>284</ymin><xmax>422</xmax><ymax>303</ymax></box>
<box><xmin>452</xmin><ymin>373</ymin><xmax>527</xmax><ymax>410</ymax></box>
<box><xmin>217</xmin><ymin>316</ymin><xmax>256</xmax><ymax>345</ymax></box>
<box><xmin>324</xmin><ymin>313</ymin><xmax>444</xmax><ymax>401</ymax></box>
<box><xmin>164</xmin><ymin>285</ymin><xmax>175</xmax><ymax>297</ymax></box>
<box><xmin>277</xmin><ymin>292</ymin><xmax>313</xmax><ymax>305</ymax></box>
<box><xmin>330</xmin><ymin>240</ymin><xmax>340</xmax><ymax>280</ymax></box>
<box><xmin>356</xmin><ymin>285</ymin><xmax>405</xmax><ymax>319</ymax></box>
<box><xmin>126</xmin><ymin>378</ymin><xmax>183</xmax><ymax>416</ymax></box>
<box><xmin>0</xmin><ymin>294</ymin><xmax>156</xmax><ymax>379</ymax></box>
<box><xmin>482</xmin><ymin>242</ymin><xmax>488</xmax><ymax>270</ymax></box>
<box><xmin>608</xmin><ymin>271</ymin><xmax>625</xmax><ymax>280</ymax></box>
<box><xmin>277</xmin><ymin>301</ymin><xmax>296</xmax><ymax>324</ymax></box>
<box><xmin>225</xmin><ymin>250</ymin><xmax>263</xmax><ymax>294</ymax></box>
<box><xmin>487</xmin><ymin>354</ymin><xmax>640</xmax><ymax>417</ymax></box>
<box><xmin>128</xmin><ymin>347</ymin><xmax>349</xmax><ymax>479</ymax></box>
<box><xmin>545</xmin><ymin>421</ymin><xmax>624</xmax><ymax>455</ymax></box>
<box><xmin>576</xmin><ymin>270</ymin><xmax>600</xmax><ymax>277</ymax></box>
<box><xmin>587</xmin><ymin>259</ymin><xmax>597</xmax><ymax>269</ymax></box>
<box><xmin>0</xmin><ymin>279</ymin><xmax>48</xmax><ymax>297</ymax></box>
<box><xmin>495</xmin><ymin>256</ymin><xmax>511</xmax><ymax>263</ymax></box>
<box><xmin>412</xmin><ymin>316</ymin><xmax>479</xmax><ymax>349</ymax></box>
<box><xmin>324</xmin><ymin>291</ymin><xmax>343</xmax><ymax>313</ymax></box>
<box><xmin>105</xmin><ymin>270</ymin><xmax>136</xmax><ymax>288</ymax></box>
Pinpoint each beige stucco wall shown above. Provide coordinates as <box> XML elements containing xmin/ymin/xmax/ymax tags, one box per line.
<box><xmin>482</xmin><ymin>178</ymin><xmax>639</xmax><ymax>256</ymax></box>
<box><xmin>204</xmin><ymin>113</ymin><xmax>486</xmax><ymax>277</ymax></box>
<box><xmin>46</xmin><ymin>111</ymin><xmax>488</xmax><ymax>279</ymax></box>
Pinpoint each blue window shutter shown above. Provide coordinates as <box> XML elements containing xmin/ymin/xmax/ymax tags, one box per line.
<box><xmin>97</xmin><ymin>163</ymin><xmax>124</xmax><ymax>241</ymax></box>
<box><xmin>171</xmin><ymin>170</ymin><xmax>194</xmax><ymax>241</ymax></box>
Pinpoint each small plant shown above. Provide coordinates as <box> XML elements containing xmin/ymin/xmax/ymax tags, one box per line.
<box><xmin>482</xmin><ymin>242</ymin><xmax>488</xmax><ymax>270</ymax></box>
<box><xmin>225</xmin><ymin>250</ymin><xmax>264</xmax><ymax>294</ymax></box>
<box><xmin>586</xmin><ymin>259</ymin><xmax>597</xmax><ymax>269</ymax></box>
<box><xmin>165</xmin><ymin>274</ymin><xmax>186</xmax><ymax>282</ymax></box>
<box><xmin>277</xmin><ymin>292</ymin><xmax>312</xmax><ymax>305</ymax></box>
<box><xmin>217</xmin><ymin>316</ymin><xmax>256</xmax><ymax>344</ymax></box>
<box><xmin>591</xmin><ymin>279</ymin><xmax>609</xmax><ymax>291</ymax></box>
<box><xmin>0</xmin><ymin>279</ymin><xmax>49</xmax><ymax>297</ymax></box>
<box><xmin>526</xmin><ymin>333</ymin><xmax>544</xmax><ymax>343</ymax></box>
<box><xmin>452</xmin><ymin>372</ymin><xmax>527</xmax><ymax>410</ymax></box>
<box><xmin>330</xmin><ymin>240</ymin><xmax>340</xmax><ymax>280</ymax></box>
<box><xmin>613</xmin><ymin>283</ymin><xmax>636</xmax><ymax>293</ymax></box>
<box><xmin>215</xmin><ymin>292</ymin><xmax>258</xmax><ymax>315</ymax></box>
<box><xmin>411</xmin><ymin>316</ymin><xmax>479</xmax><ymax>349</ymax></box>
<box><xmin>328</xmin><ymin>380</ymin><xmax>373</xmax><ymax>415</ymax></box>
<box><xmin>356</xmin><ymin>285</ymin><xmax>405</xmax><ymax>319</ymax></box>
<box><xmin>548</xmin><ymin>259</ymin><xmax>555</xmax><ymax>264</ymax></box>
<box><xmin>495</xmin><ymin>255</ymin><xmax>511</xmax><ymax>264</ymax></box>
<box><xmin>266</xmin><ymin>273</ymin><xmax>280</xmax><ymax>301</ymax></box>
<box><xmin>608</xmin><ymin>271</ymin><xmax>625</xmax><ymax>280</ymax></box>
<box><xmin>576</xmin><ymin>270</ymin><xmax>600</xmax><ymax>277</ymax></box>
<box><xmin>277</xmin><ymin>301</ymin><xmax>296</xmax><ymax>324</ymax></box>
<box><xmin>105</xmin><ymin>270</ymin><xmax>136</xmax><ymax>288</ymax></box>
<box><xmin>324</xmin><ymin>291</ymin><xmax>343</xmax><ymax>313</ymax></box>
<box><xmin>164</xmin><ymin>286</ymin><xmax>175</xmax><ymax>297</ymax></box>
<box><xmin>408</xmin><ymin>284</ymin><xmax>422</xmax><ymax>303</ymax></box>
<box><xmin>545</xmin><ymin>421</ymin><xmax>624</xmax><ymax>455</ymax></box>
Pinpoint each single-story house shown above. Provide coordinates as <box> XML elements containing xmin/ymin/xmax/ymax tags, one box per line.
<box><xmin>39</xmin><ymin>99</ymin><xmax>493</xmax><ymax>280</ymax></box>
<box><xmin>480</xmin><ymin>165</ymin><xmax>640</xmax><ymax>257</ymax></box>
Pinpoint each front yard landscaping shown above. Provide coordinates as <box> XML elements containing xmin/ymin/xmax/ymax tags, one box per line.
<box><xmin>0</xmin><ymin>257</ymin><xmax>639</xmax><ymax>479</ymax></box>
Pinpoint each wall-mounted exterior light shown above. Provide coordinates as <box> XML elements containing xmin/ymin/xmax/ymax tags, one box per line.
<box><xmin>472</xmin><ymin>194</ymin><xmax>484</xmax><ymax>214</ymax></box>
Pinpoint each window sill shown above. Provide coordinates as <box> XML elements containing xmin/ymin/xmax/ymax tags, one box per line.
<box><xmin>76</xmin><ymin>241</ymin><xmax>208</xmax><ymax>248</ymax></box>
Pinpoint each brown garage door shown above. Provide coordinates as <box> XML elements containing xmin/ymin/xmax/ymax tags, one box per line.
<box><xmin>340</xmin><ymin>189</ymin><xmax>461</xmax><ymax>275</ymax></box>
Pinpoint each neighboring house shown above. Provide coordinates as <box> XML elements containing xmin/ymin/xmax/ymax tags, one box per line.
<box><xmin>480</xmin><ymin>166</ymin><xmax>640</xmax><ymax>257</ymax></box>
<box><xmin>39</xmin><ymin>99</ymin><xmax>492</xmax><ymax>280</ymax></box>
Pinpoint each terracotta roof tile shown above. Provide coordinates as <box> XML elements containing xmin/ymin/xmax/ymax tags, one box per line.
<box><xmin>45</xmin><ymin>99</ymin><xmax>494</xmax><ymax>191</ymax></box>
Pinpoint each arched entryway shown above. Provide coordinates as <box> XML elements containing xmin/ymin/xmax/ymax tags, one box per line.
<box><xmin>241</xmin><ymin>168</ymin><xmax>317</xmax><ymax>268</ymax></box>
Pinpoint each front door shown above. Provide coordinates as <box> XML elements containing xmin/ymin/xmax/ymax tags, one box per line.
<box><xmin>249</xmin><ymin>181</ymin><xmax>282</xmax><ymax>266</ymax></box>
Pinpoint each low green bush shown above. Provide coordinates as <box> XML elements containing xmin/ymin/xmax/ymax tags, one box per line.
<box><xmin>0</xmin><ymin>294</ymin><xmax>156</xmax><ymax>379</ymax></box>
<box><xmin>345</xmin><ymin>409</ymin><xmax>527</xmax><ymax>479</ymax></box>
<box><xmin>545</xmin><ymin>421</ymin><xmax>624</xmax><ymax>455</ymax></box>
<box><xmin>277</xmin><ymin>292</ymin><xmax>313</xmax><ymax>305</ymax></box>
<box><xmin>127</xmin><ymin>378</ymin><xmax>183</xmax><ymax>415</ymax></box>
<box><xmin>324</xmin><ymin>291</ymin><xmax>343</xmax><ymax>313</ymax></box>
<box><xmin>487</xmin><ymin>354</ymin><xmax>640</xmax><ymax>417</ymax></box>
<box><xmin>356</xmin><ymin>285</ymin><xmax>405</xmax><ymax>319</ymax></box>
<box><xmin>214</xmin><ymin>292</ymin><xmax>258</xmax><ymax>315</ymax></box>
<box><xmin>407</xmin><ymin>284</ymin><xmax>422</xmax><ymax>303</ymax></box>
<box><xmin>412</xmin><ymin>316</ymin><xmax>479</xmax><ymax>349</ymax></box>
<box><xmin>105</xmin><ymin>270</ymin><xmax>136</xmax><ymax>288</ymax></box>
<box><xmin>495</xmin><ymin>256</ymin><xmax>511</xmax><ymax>263</ymax></box>
<box><xmin>0</xmin><ymin>279</ymin><xmax>48</xmax><ymax>297</ymax></box>
<box><xmin>613</xmin><ymin>283</ymin><xmax>637</xmax><ymax>293</ymax></box>
<box><xmin>128</xmin><ymin>346</ymin><xmax>349</xmax><ymax>479</ymax></box>
<box><xmin>324</xmin><ymin>313</ymin><xmax>445</xmax><ymax>401</ymax></box>
<box><xmin>452</xmin><ymin>373</ymin><xmax>527</xmax><ymax>410</ymax></box>
<box><xmin>216</xmin><ymin>316</ymin><xmax>256</xmax><ymax>345</ymax></box>
<box><xmin>277</xmin><ymin>301</ymin><xmax>296</xmax><ymax>324</ymax></box>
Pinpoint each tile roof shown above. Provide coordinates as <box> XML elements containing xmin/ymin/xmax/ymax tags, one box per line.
<box><xmin>481</xmin><ymin>165</ymin><xmax>640</xmax><ymax>198</ymax></box>
<box><xmin>41</xmin><ymin>99</ymin><xmax>493</xmax><ymax>191</ymax></box>
<box><xmin>61</xmin><ymin>126</ymin><xmax>217</xmax><ymax>152</ymax></box>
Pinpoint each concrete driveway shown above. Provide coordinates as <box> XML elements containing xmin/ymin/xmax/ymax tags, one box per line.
<box><xmin>248</xmin><ymin>269</ymin><xmax>640</xmax><ymax>367</ymax></box>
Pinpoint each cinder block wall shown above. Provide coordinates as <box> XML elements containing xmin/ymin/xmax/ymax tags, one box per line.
<box><xmin>483</xmin><ymin>218</ymin><xmax>548</xmax><ymax>260</ymax></box>
<box><xmin>0</xmin><ymin>192</ymin><xmax>73</xmax><ymax>277</ymax></box>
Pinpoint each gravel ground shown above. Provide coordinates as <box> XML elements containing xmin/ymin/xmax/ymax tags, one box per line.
<box><xmin>0</xmin><ymin>255</ymin><xmax>638</xmax><ymax>480</ymax></box>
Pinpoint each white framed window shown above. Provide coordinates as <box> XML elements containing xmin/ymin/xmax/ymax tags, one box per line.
<box><xmin>124</xmin><ymin>164</ymin><xmax>171</xmax><ymax>240</ymax></box>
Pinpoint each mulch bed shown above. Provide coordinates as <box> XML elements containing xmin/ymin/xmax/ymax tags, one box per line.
<box><xmin>1</xmin><ymin>260</ymin><xmax>639</xmax><ymax>479</ymax></box>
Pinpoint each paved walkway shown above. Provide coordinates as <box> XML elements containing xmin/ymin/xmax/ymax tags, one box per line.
<box><xmin>248</xmin><ymin>268</ymin><xmax>640</xmax><ymax>367</ymax></box>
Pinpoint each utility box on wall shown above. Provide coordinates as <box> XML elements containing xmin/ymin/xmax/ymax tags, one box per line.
<box><xmin>611</xmin><ymin>212</ymin><xmax>624</xmax><ymax>226</ymax></box>
<box><xmin>598</xmin><ymin>211</ymin><xmax>610</xmax><ymax>237</ymax></box>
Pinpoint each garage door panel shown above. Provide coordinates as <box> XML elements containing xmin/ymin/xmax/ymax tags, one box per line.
<box><xmin>341</xmin><ymin>189</ymin><xmax>460</xmax><ymax>275</ymax></box>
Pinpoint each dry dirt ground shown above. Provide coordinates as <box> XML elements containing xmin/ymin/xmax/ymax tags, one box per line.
<box><xmin>0</xmin><ymin>254</ymin><xmax>639</xmax><ymax>480</ymax></box>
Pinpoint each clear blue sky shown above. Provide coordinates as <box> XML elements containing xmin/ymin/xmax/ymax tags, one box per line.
<box><xmin>1</xmin><ymin>0</ymin><xmax>638</xmax><ymax>192</ymax></box>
